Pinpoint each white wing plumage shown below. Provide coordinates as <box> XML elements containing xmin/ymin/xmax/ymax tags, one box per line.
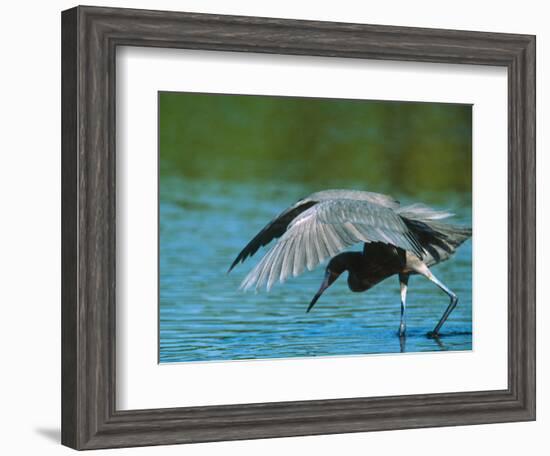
<box><xmin>240</xmin><ymin>199</ymin><xmax>423</xmax><ymax>291</ymax></box>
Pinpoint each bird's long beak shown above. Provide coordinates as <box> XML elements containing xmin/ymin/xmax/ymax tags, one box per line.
<box><xmin>307</xmin><ymin>270</ymin><xmax>338</xmax><ymax>313</ymax></box>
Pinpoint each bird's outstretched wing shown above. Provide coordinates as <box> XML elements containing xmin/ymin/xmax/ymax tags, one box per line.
<box><xmin>240</xmin><ymin>199</ymin><xmax>424</xmax><ymax>291</ymax></box>
<box><xmin>227</xmin><ymin>200</ymin><xmax>317</xmax><ymax>272</ymax></box>
<box><xmin>228</xmin><ymin>189</ymin><xmax>399</xmax><ymax>272</ymax></box>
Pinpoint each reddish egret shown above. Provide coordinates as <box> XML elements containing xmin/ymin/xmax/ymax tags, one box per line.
<box><xmin>229</xmin><ymin>189</ymin><xmax>471</xmax><ymax>337</ymax></box>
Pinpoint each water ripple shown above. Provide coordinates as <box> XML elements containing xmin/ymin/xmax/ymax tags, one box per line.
<box><xmin>160</xmin><ymin>177</ymin><xmax>472</xmax><ymax>363</ymax></box>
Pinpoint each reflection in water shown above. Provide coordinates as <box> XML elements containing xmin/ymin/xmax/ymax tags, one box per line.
<box><xmin>399</xmin><ymin>334</ymin><xmax>406</xmax><ymax>353</ymax></box>
<box><xmin>159</xmin><ymin>177</ymin><xmax>472</xmax><ymax>363</ymax></box>
<box><xmin>429</xmin><ymin>334</ymin><xmax>448</xmax><ymax>351</ymax></box>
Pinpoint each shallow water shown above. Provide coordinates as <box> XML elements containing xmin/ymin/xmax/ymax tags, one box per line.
<box><xmin>159</xmin><ymin>176</ymin><xmax>472</xmax><ymax>363</ymax></box>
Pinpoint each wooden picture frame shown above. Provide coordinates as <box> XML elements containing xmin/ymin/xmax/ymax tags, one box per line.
<box><xmin>61</xmin><ymin>5</ymin><xmax>535</xmax><ymax>450</ymax></box>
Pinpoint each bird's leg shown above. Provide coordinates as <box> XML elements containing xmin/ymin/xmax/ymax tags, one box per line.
<box><xmin>416</xmin><ymin>267</ymin><xmax>458</xmax><ymax>337</ymax></box>
<box><xmin>398</xmin><ymin>273</ymin><xmax>409</xmax><ymax>337</ymax></box>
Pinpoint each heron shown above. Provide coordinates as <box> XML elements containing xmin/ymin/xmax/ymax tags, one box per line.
<box><xmin>228</xmin><ymin>189</ymin><xmax>471</xmax><ymax>337</ymax></box>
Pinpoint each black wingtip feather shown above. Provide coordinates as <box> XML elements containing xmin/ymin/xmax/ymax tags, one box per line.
<box><xmin>227</xmin><ymin>255</ymin><xmax>246</xmax><ymax>274</ymax></box>
<box><xmin>227</xmin><ymin>258</ymin><xmax>239</xmax><ymax>274</ymax></box>
<box><xmin>227</xmin><ymin>200</ymin><xmax>318</xmax><ymax>274</ymax></box>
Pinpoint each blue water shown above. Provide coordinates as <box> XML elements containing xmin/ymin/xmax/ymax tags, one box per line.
<box><xmin>159</xmin><ymin>175</ymin><xmax>472</xmax><ymax>363</ymax></box>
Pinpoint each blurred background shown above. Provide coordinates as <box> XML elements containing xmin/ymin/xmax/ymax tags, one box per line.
<box><xmin>159</xmin><ymin>92</ymin><xmax>472</xmax><ymax>363</ymax></box>
<box><xmin>159</xmin><ymin>92</ymin><xmax>471</xmax><ymax>195</ymax></box>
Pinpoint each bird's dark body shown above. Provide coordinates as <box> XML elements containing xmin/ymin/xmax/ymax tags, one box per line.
<box><xmin>229</xmin><ymin>189</ymin><xmax>472</xmax><ymax>337</ymax></box>
<box><xmin>342</xmin><ymin>218</ymin><xmax>472</xmax><ymax>294</ymax></box>
<box><xmin>344</xmin><ymin>244</ymin><xmax>405</xmax><ymax>292</ymax></box>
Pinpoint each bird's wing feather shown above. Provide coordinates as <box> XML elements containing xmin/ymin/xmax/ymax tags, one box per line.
<box><xmin>240</xmin><ymin>199</ymin><xmax>423</xmax><ymax>291</ymax></box>
<box><xmin>228</xmin><ymin>200</ymin><xmax>317</xmax><ymax>272</ymax></box>
<box><xmin>229</xmin><ymin>189</ymin><xmax>400</xmax><ymax>272</ymax></box>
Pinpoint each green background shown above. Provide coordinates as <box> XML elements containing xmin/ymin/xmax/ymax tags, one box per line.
<box><xmin>159</xmin><ymin>92</ymin><xmax>472</xmax><ymax>196</ymax></box>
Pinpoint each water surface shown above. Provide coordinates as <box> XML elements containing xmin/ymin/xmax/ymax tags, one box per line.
<box><xmin>159</xmin><ymin>176</ymin><xmax>472</xmax><ymax>363</ymax></box>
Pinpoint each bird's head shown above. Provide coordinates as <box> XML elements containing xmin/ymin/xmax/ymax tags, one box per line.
<box><xmin>306</xmin><ymin>254</ymin><xmax>350</xmax><ymax>312</ymax></box>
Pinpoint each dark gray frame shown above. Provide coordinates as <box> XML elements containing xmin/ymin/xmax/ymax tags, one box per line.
<box><xmin>61</xmin><ymin>5</ymin><xmax>536</xmax><ymax>450</ymax></box>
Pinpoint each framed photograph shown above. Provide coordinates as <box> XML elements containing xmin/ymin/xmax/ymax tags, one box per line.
<box><xmin>61</xmin><ymin>5</ymin><xmax>535</xmax><ymax>450</ymax></box>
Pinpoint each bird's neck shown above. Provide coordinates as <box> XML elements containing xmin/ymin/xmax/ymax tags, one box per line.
<box><xmin>342</xmin><ymin>252</ymin><xmax>364</xmax><ymax>270</ymax></box>
<box><xmin>330</xmin><ymin>251</ymin><xmax>364</xmax><ymax>275</ymax></box>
